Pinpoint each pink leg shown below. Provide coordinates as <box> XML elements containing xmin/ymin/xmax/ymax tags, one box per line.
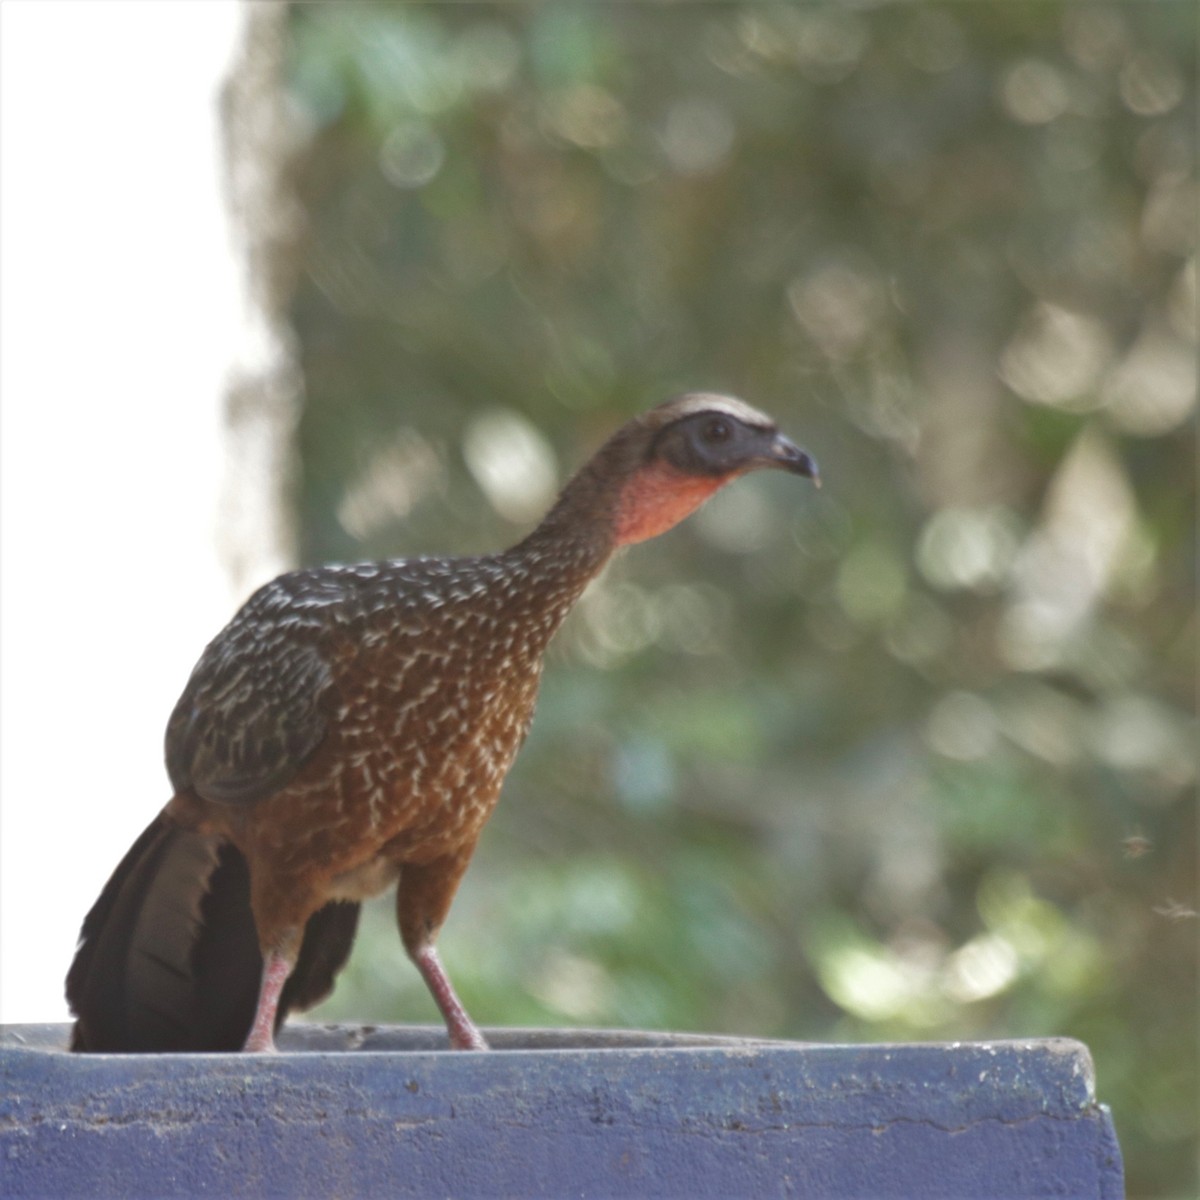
<box><xmin>413</xmin><ymin>943</ymin><xmax>488</xmax><ymax>1051</ymax></box>
<box><xmin>243</xmin><ymin>949</ymin><xmax>293</xmax><ymax>1053</ymax></box>
<box><xmin>396</xmin><ymin>850</ymin><xmax>489</xmax><ymax>1051</ymax></box>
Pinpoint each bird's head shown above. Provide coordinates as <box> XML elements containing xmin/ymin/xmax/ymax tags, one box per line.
<box><xmin>606</xmin><ymin>393</ymin><xmax>819</xmax><ymax>545</ymax></box>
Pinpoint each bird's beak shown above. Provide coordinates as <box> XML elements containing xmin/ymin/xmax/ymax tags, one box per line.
<box><xmin>758</xmin><ymin>433</ymin><xmax>821</xmax><ymax>487</ymax></box>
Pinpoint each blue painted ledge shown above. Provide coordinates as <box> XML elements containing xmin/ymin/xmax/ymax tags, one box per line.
<box><xmin>1</xmin><ymin>1024</ymin><xmax>1123</xmax><ymax>1199</ymax></box>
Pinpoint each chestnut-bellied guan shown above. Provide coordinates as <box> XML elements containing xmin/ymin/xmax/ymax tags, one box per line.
<box><xmin>66</xmin><ymin>394</ymin><xmax>818</xmax><ymax>1052</ymax></box>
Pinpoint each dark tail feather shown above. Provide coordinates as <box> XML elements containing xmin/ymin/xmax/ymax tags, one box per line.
<box><xmin>282</xmin><ymin>897</ymin><xmax>361</xmax><ymax>1017</ymax></box>
<box><xmin>67</xmin><ymin>814</ymin><xmax>361</xmax><ymax>1052</ymax></box>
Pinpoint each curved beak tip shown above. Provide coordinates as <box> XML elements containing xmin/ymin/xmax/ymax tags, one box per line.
<box><xmin>796</xmin><ymin>449</ymin><xmax>821</xmax><ymax>487</ymax></box>
<box><xmin>770</xmin><ymin>436</ymin><xmax>820</xmax><ymax>487</ymax></box>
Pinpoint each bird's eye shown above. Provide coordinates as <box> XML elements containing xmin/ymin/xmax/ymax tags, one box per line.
<box><xmin>702</xmin><ymin>417</ymin><xmax>732</xmax><ymax>444</ymax></box>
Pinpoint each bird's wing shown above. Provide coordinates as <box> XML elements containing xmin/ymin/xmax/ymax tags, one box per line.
<box><xmin>165</xmin><ymin>578</ymin><xmax>341</xmax><ymax>807</ymax></box>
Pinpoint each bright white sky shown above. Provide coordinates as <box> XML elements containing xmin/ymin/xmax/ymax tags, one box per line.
<box><xmin>1</xmin><ymin>2</ymin><xmax>247</xmax><ymax>1023</ymax></box>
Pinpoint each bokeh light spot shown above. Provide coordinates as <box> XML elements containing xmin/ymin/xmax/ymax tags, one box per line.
<box><xmin>463</xmin><ymin>409</ymin><xmax>558</xmax><ymax>523</ymax></box>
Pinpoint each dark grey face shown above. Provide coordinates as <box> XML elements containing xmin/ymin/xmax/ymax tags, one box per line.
<box><xmin>653</xmin><ymin>411</ymin><xmax>819</xmax><ymax>481</ymax></box>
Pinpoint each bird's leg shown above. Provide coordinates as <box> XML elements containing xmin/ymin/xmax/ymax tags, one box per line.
<box><xmin>414</xmin><ymin>943</ymin><xmax>487</xmax><ymax>1051</ymax></box>
<box><xmin>243</xmin><ymin>930</ymin><xmax>300</xmax><ymax>1053</ymax></box>
<box><xmin>396</xmin><ymin>850</ymin><xmax>488</xmax><ymax>1051</ymax></box>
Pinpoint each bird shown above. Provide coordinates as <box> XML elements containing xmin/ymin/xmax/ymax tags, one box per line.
<box><xmin>66</xmin><ymin>393</ymin><xmax>819</xmax><ymax>1053</ymax></box>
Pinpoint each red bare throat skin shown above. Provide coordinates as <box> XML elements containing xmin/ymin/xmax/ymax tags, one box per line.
<box><xmin>614</xmin><ymin>462</ymin><xmax>730</xmax><ymax>546</ymax></box>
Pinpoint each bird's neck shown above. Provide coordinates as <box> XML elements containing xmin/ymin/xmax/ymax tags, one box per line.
<box><xmin>492</xmin><ymin>435</ymin><xmax>726</xmax><ymax>642</ymax></box>
<box><xmin>501</xmin><ymin>468</ymin><xmax>624</xmax><ymax>585</ymax></box>
<box><xmin>494</xmin><ymin>456</ymin><xmax>625</xmax><ymax>628</ymax></box>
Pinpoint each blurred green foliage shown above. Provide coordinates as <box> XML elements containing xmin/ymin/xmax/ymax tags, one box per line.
<box><xmin>280</xmin><ymin>4</ymin><xmax>1195</xmax><ymax>1195</ymax></box>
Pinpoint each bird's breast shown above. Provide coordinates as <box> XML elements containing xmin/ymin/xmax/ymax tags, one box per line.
<box><xmin>235</xmin><ymin>566</ymin><xmax>580</xmax><ymax>875</ymax></box>
<box><xmin>311</xmin><ymin>622</ymin><xmax>546</xmax><ymax>857</ymax></box>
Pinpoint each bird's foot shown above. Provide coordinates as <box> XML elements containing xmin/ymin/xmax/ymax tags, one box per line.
<box><xmin>242</xmin><ymin>1026</ymin><xmax>279</xmax><ymax>1053</ymax></box>
<box><xmin>448</xmin><ymin>1019</ymin><xmax>489</xmax><ymax>1051</ymax></box>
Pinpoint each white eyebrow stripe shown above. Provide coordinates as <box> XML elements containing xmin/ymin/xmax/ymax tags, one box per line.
<box><xmin>648</xmin><ymin>392</ymin><xmax>777</xmax><ymax>431</ymax></box>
